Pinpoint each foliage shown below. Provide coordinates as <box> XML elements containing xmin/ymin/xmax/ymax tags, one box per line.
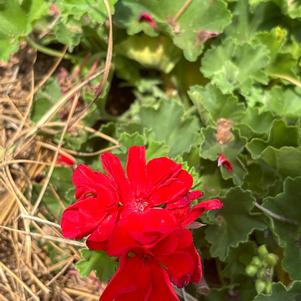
<box><xmin>5</xmin><ymin>0</ymin><xmax>301</xmax><ymax>299</ymax></box>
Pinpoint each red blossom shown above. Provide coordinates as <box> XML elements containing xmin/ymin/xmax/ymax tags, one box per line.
<box><xmin>217</xmin><ymin>153</ymin><xmax>233</xmax><ymax>172</ymax></box>
<box><xmin>139</xmin><ymin>12</ymin><xmax>157</xmax><ymax>29</ymax></box>
<box><xmin>100</xmin><ymin>229</ymin><xmax>201</xmax><ymax>301</ymax></box>
<box><xmin>60</xmin><ymin>146</ymin><xmax>223</xmax><ymax>300</ymax></box>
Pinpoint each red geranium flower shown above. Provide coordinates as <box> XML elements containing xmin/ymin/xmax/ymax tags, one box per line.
<box><xmin>100</xmin><ymin>229</ymin><xmax>201</xmax><ymax>301</ymax></box>
<box><xmin>61</xmin><ymin>146</ymin><xmax>222</xmax><ymax>250</ymax></box>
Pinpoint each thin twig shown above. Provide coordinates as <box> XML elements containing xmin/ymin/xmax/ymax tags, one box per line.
<box><xmin>70</xmin><ymin>0</ymin><xmax>113</xmax><ymax>125</ymax></box>
<box><xmin>182</xmin><ymin>288</ymin><xmax>188</xmax><ymax>301</ymax></box>
<box><xmin>31</xmin><ymin>95</ymin><xmax>79</xmax><ymax>215</ymax></box>
<box><xmin>173</xmin><ymin>0</ymin><xmax>192</xmax><ymax>22</ymax></box>
<box><xmin>0</xmin><ymin>261</ymin><xmax>39</xmax><ymax>301</ymax></box>
<box><xmin>0</xmin><ymin>226</ymin><xmax>85</xmax><ymax>247</ymax></box>
<box><xmin>19</xmin><ymin>214</ymin><xmax>61</xmax><ymax>228</ymax></box>
<box><xmin>270</xmin><ymin>73</ymin><xmax>301</xmax><ymax>88</ymax></box>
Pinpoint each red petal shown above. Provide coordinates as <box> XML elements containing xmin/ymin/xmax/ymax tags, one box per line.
<box><xmin>99</xmin><ymin>255</ymin><xmax>152</xmax><ymax>301</ymax></box>
<box><xmin>167</xmin><ymin>190</ymin><xmax>203</xmax><ymax>210</ymax></box>
<box><xmin>148</xmin><ymin>260</ymin><xmax>179</xmax><ymax>301</ymax></box>
<box><xmin>108</xmin><ymin>208</ymin><xmax>177</xmax><ymax>257</ymax></box>
<box><xmin>61</xmin><ymin>197</ymin><xmax>105</xmax><ymax>239</ymax></box>
<box><xmin>101</xmin><ymin>152</ymin><xmax>131</xmax><ymax>204</ymax></box>
<box><xmin>126</xmin><ymin>146</ymin><xmax>149</xmax><ymax>197</ymax></box>
<box><xmin>86</xmin><ymin>212</ymin><xmax>118</xmax><ymax>250</ymax></box>
<box><xmin>149</xmin><ymin>170</ymin><xmax>193</xmax><ymax>206</ymax></box>
<box><xmin>147</xmin><ymin>157</ymin><xmax>181</xmax><ymax>187</ymax></box>
<box><xmin>154</xmin><ymin>230</ymin><xmax>202</xmax><ymax>288</ymax></box>
<box><xmin>182</xmin><ymin>199</ymin><xmax>223</xmax><ymax>226</ymax></box>
<box><xmin>72</xmin><ymin>164</ymin><xmax>113</xmax><ymax>199</ymax></box>
<box><xmin>218</xmin><ymin>153</ymin><xmax>233</xmax><ymax>172</ymax></box>
<box><xmin>57</xmin><ymin>154</ymin><xmax>75</xmax><ymax>166</ymax></box>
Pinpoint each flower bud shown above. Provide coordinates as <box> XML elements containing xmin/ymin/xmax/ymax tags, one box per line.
<box><xmin>251</xmin><ymin>256</ymin><xmax>262</xmax><ymax>267</ymax></box>
<box><xmin>245</xmin><ymin>265</ymin><xmax>257</xmax><ymax>277</ymax></box>
<box><xmin>258</xmin><ymin>245</ymin><xmax>268</xmax><ymax>258</ymax></box>
<box><xmin>255</xmin><ymin>279</ymin><xmax>266</xmax><ymax>294</ymax></box>
<box><xmin>265</xmin><ymin>254</ymin><xmax>278</xmax><ymax>267</ymax></box>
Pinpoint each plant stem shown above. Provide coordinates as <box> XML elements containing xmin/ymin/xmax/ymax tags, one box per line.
<box><xmin>270</xmin><ymin>72</ymin><xmax>301</xmax><ymax>88</ymax></box>
<box><xmin>26</xmin><ymin>36</ymin><xmax>77</xmax><ymax>61</ymax></box>
<box><xmin>173</xmin><ymin>0</ymin><xmax>193</xmax><ymax>22</ymax></box>
<box><xmin>255</xmin><ymin>202</ymin><xmax>299</xmax><ymax>225</ymax></box>
<box><xmin>182</xmin><ymin>288</ymin><xmax>188</xmax><ymax>301</ymax></box>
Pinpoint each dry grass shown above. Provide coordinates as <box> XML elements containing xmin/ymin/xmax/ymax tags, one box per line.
<box><xmin>0</xmin><ymin>2</ymin><xmax>119</xmax><ymax>300</ymax></box>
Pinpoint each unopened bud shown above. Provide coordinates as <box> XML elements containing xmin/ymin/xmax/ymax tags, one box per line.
<box><xmin>258</xmin><ymin>245</ymin><xmax>268</xmax><ymax>258</ymax></box>
<box><xmin>245</xmin><ymin>265</ymin><xmax>257</xmax><ymax>277</ymax></box>
<box><xmin>265</xmin><ymin>254</ymin><xmax>278</xmax><ymax>267</ymax></box>
<box><xmin>255</xmin><ymin>279</ymin><xmax>266</xmax><ymax>294</ymax></box>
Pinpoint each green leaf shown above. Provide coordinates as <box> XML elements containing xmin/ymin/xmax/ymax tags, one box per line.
<box><xmin>247</xmin><ymin>119</ymin><xmax>300</xmax><ymax>158</ymax></box>
<box><xmin>205</xmin><ymin>187</ymin><xmax>266</xmax><ymax>260</ymax></box>
<box><xmin>263</xmin><ymin>177</ymin><xmax>301</xmax><ymax>279</ymax></box>
<box><xmin>188</xmin><ymin>84</ymin><xmax>245</xmax><ymax>126</ymax></box>
<box><xmin>253</xmin><ymin>281</ymin><xmax>301</xmax><ymax>301</ymax></box>
<box><xmin>0</xmin><ymin>0</ymin><xmax>48</xmax><ymax>60</ymax></box>
<box><xmin>261</xmin><ymin>86</ymin><xmax>301</xmax><ymax>117</ymax></box>
<box><xmin>114</xmin><ymin>0</ymin><xmax>231</xmax><ymax>61</ymax></box>
<box><xmin>54</xmin><ymin>21</ymin><xmax>82</xmax><ymax>50</ymax></box>
<box><xmin>201</xmin><ymin>38</ymin><xmax>270</xmax><ymax>94</ymax></box>
<box><xmin>116</xmin><ymin>34</ymin><xmax>181</xmax><ymax>73</ymax></box>
<box><xmin>138</xmin><ymin>99</ymin><xmax>200</xmax><ymax>156</ymax></box>
<box><xmin>76</xmin><ymin>248</ymin><xmax>117</xmax><ymax>281</ymax></box>
<box><xmin>57</xmin><ymin>0</ymin><xmax>118</xmax><ymax>25</ymax></box>
<box><xmin>260</xmin><ymin>147</ymin><xmax>301</xmax><ymax>178</ymax></box>
<box><xmin>222</xmin><ymin>241</ymin><xmax>257</xmax><ymax>280</ymax></box>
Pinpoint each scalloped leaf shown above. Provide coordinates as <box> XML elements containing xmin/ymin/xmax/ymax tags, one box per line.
<box><xmin>188</xmin><ymin>84</ymin><xmax>245</xmax><ymax>125</ymax></box>
<box><xmin>201</xmin><ymin>38</ymin><xmax>270</xmax><ymax>94</ymax></box>
<box><xmin>0</xmin><ymin>0</ymin><xmax>48</xmax><ymax>60</ymax></box>
<box><xmin>114</xmin><ymin>0</ymin><xmax>231</xmax><ymax>61</ymax></box>
<box><xmin>205</xmin><ymin>187</ymin><xmax>266</xmax><ymax>260</ymax></box>
<box><xmin>115</xmin><ymin>34</ymin><xmax>181</xmax><ymax>73</ymax></box>
<box><xmin>138</xmin><ymin>99</ymin><xmax>200</xmax><ymax>156</ymax></box>
<box><xmin>76</xmin><ymin>248</ymin><xmax>117</xmax><ymax>282</ymax></box>
<box><xmin>247</xmin><ymin>119</ymin><xmax>300</xmax><ymax>158</ymax></box>
<box><xmin>263</xmin><ymin>177</ymin><xmax>301</xmax><ymax>279</ymax></box>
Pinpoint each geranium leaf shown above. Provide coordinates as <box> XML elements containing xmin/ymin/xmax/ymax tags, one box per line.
<box><xmin>188</xmin><ymin>84</ymin><xmax>245</xmax><ymax>125</ymax></box>
<box><xmin>138</xmin><ymin>99</ymin><xmax>200</xmax><ymax>156</ymax></box>
<box><xmin>0</xmin><ymin>0</ymin><xmax>48</xmax><ymax>60</ymax></box>
<box><xmin>115</xmin><ymin>34</ymin><xmax>181</xmax><ymax>73</ymax></box>
<box><xmin>263</xmin><ymin>177</ymin><xmax>301</xmax><ymax>279</ymax></box>
<box><xmin>205</xmin><ymin>187</ymin><xmax>266</xmax><ymax>260</ymax></box>
<box><xmin>114</xmin><ymin>0</ymin><xmax>231</xmax><ymax>61</ymax></box>
<box><xmin>76</xmin><ymin>248</ymin><xmax>117</xmax><ymax>282</ymax></box>
<box><xmin>201</xmin><ymin>38</ymin><xmax>270</xmax><ymax>94</ymax></box>
<box><xmin>261</xmin><ymin>86</ymin><xmax>301</xmax><ymax>117</ymax></box>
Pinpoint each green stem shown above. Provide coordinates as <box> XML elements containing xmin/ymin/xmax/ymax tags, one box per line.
<box><xmin>26</xmin><ymin>36</ymin><xmax>78</xmax><ymax>61</ymax></box>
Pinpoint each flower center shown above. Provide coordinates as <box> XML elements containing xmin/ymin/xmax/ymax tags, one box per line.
<box><xmin>131</xmin><ymin>199</ymin><xmax>149</xmax><ymax>212</ymax></box>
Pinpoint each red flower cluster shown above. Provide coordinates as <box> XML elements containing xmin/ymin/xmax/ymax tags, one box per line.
<box><xmin>61</xmin><ymin>146</ymin><xmax>222</xmax><ymax>300</ymax></box>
